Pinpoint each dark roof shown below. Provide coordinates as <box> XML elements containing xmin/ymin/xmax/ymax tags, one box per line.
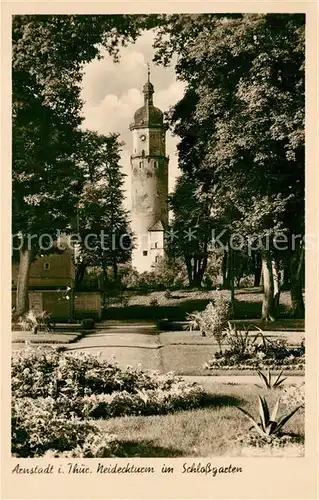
<box><xmin>133</xmin><ymin>104</ymin><xmax>164</xmax><ymax>128</ymax></box>
<box><xmin>148</xmin><ymin>220</ymin><xmax>165</xmax><ymax>231</ymax></box>
<box><xmin>130</xmin><ymin>75</ymin><xmax>165</xmax><ymax>130</ymax></box>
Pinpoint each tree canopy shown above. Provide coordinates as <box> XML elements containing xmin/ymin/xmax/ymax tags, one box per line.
<box><xmin>12</xmin><ymin>15</ymin><xmax>156</xmax><ymax>315</ymax></box>
<box><xmin>153</xmin><ymin>13</ymin><xmax>305</xmax><ymax>317</ymax></box>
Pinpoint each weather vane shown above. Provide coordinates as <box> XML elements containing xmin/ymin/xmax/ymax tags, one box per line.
<box><xmin>147</xmin><ymin>62</ymin><xmax>151</xmax><ymax>82</ymax></box>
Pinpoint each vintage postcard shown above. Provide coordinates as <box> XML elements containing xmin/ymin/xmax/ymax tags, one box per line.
<box><xmin>1</xmin><ymin>1</ymin><xmax>318</xmax><ymax>499</ymax></box>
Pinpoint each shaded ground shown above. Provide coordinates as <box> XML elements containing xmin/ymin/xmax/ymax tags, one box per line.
<box><xmin>102</xmin><ymin>288</ymin><xmax>300</xmax><ymax>320</ymax></box>
<box><xmin>98</xmin><ymin>383</ymin><xmax>304</xmax><ymax>457</ymax></box>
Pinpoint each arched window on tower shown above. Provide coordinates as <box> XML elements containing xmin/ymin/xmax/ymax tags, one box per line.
<box><xmin>154</xmin><ymin>161</ymin><xmax>157</xmax><ymax>168</ymax></box>
<box><xmin>142</xmin><ymin>150</ymin><xmax>145</xmax><ymax>158</ymax></box>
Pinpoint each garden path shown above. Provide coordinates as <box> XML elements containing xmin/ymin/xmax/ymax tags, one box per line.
<box><xmin>63</xmin><ymin>321</ymin><xmax>304</xmax><ymax>381</ymax></box>
<box><xmin>66</xmin><ymin>321</ymin><xmax>163</xmax><ymax>371</ymax></box>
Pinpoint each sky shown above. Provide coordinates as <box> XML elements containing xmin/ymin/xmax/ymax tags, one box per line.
<box><xmin>80</xmin><ymin>29</ymin><xmax>186</xmax><ymax>209</ymax></box>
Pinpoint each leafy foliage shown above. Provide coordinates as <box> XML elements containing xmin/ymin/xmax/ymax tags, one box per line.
<box><xmin>167</xmin><ymin>176</ymin><xmax>214</xmax><ymax>287</ymax></box>
<box><xmin>236</xmin><ymin>395</ymin><xmax>303</xmax><ymax>437</ymax></box>
<box><xmin>119</xmin><ymin>257</ymin><xmax>189</xmax><ymax>292</ymax></box>
<box><xmin>205</xmin><ymin>335</ymin><xmax>305</xmax><ymax>370</ymax></box>
<box><xmin>17</xmin><ymin>310</ymin><xmax>53</xmax><ymax>333</ymax></box>
<box><xmin>75</xmin><ymin>131</ymin><xmax>131</xmax><ymax>288</ymax></box>
<box><xmin>153</xmin><ymin>14</ymin><xmax>305</xmax><ymax>317</ymax></box>
<box><xmin>186</xmin><ymin>295</ymin><xmax>230</xmax><ymax>349</ymax></box>
<box><xmin>256</xmin><ymin>369</ymin><xmax>287</xmax><ymax>389</ymax></box>
<box><xmin>12</xmin><ymin>347</ymin><xmax>206</xmax><ymax>456</ymax></box>
<box><xmin>224</xmin><ymin>322</ymin><xmax>265</xmax><ymax>354</ymax></box>
<box><xmin>12</xmin><ymin>395</ymin><xmax>120</xmax><ymax>458</ymax></box>
<box><xmin>236</xmin><ymin>431</ymin><xmax>303</xmax><ymax>451</ymax></box>
<box><xmin>12</xmin><ymin>15</ymin><xmax>154</xmax><ymax>314</ymax></box>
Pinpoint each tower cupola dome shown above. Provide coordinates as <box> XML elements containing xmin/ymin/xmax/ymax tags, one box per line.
<box><xmin>130</xmin><ymin>66</ymin><xmax>165</xmax><ymax>130</ymax></box>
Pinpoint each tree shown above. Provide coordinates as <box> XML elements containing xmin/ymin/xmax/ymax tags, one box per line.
<box><xmin>75</xmin><ymin>131</ymin><xmax>132</xmax><ymax>306</ymax></box>
<box><xmin>168</xmin><ymin>175</ymin><xmax>214</xmax><ymax>288</ymax></box>
<box><xmin>154</xmin><ymin>13</ymin><xmax>305</xmax><ymax>319</ymax></box>
<box><xmin>12</xmin><ymin>15</ymin><xmax>153</xmax><ymax>315</ymax></box>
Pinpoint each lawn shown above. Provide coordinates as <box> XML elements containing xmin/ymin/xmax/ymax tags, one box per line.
<box><xmin>159</xmin><ymin>345</ymin><xmax>304</xmax><ymax>376</ymax></box>
<box><xmin>98</xmin><ymin>383</ymin><xmax>305</xmax><ymax>457</ymax></box>
<box><xmin>11</xmin><ymin>330</ymin><xmax>83</xmax><ymax>344</ymax></box>
<box><xmin>103</xmin><ymin>288</ymin><xmax>299</xmax><ymax>321</ymax></box>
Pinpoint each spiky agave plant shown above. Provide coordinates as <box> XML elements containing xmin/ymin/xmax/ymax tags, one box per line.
<box><xmin>185</xmin><ymin>311</ymin><xmax>206</xmax><ymax>336</ymax></box>
<box><xmin>256</xmin><ymin>369</ymin><xmax>287</xmax><ymax>389</ymax></box>
<box><xmin>237</xmin><ymin>396</ymin><xmax>303</xmax><ymax>437</ymax></box>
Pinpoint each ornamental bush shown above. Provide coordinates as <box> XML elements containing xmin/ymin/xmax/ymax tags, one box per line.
<box><xmin>186</xmin><ymin>295</ymin><xmax>230</xmax><ymax>350</ymax></box>
<box><xmin>12</xmin><ymin>347</ymin><xmax>206</xmax><ymax>457</ymax></box>
<box><xmin>12</xmin><ymin>348</ymin><xmax>195</xmax><ymax>400</ymax></box>
<box><xmin>12</xmin><ymin>395</ymin><xmax>120</xmax><ymax>458</ymax></box>
<box><xmin>80</xmin><ymin>384</ymin><xmax>205</xmax><ymax>419</ymax></box>
<box><xmin>119</xmin><ymin>257</ymin><xmax>188</xmax><ymax>291</ymax></box>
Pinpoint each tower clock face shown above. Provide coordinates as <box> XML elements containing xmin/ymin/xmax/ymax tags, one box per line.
<box><xmin>140</xmin><ymin>134</ymin><xmax>146</xmax><ymax>142</ymax></box>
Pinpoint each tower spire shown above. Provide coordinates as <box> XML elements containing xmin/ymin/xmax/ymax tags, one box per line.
<box><xmin>147</xmin><ymin>62</ymin><xmax>150</xmax><ymax>82</ymax></box>
<box><xmin>143</xmin><ymin>62</ymin><xmax>154</xmax><ymax>105</ymax></box>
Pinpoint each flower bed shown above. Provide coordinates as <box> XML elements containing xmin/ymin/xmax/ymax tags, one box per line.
<box><xmin>12</xmin><ymin>347</ymin><xmax>206</xmax><ymax>457</ymax></box>
<box><xmin>204</xmin><ymin>337</ymin><xmax>305</xmax><ymax>371</ymax></box>
<box><xmin>204</xmin><ymin>360</ymin><xmax>305</xmax><ymax>371</ymax></box>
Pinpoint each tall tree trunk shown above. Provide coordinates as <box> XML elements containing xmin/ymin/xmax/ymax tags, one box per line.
<box><xmin>253</xmin><ymin>251</ymin><xmax>262</xmax><ymax>287</ymax></box>
<box><xmin>222</xmin><ymin>250</ymin><xmax>230</xmax><ymax>288</ymax></box>
<box><xmin>229</xmin><ymin>247</ymin><xmax>235</xmax><ymax>317</ymax></box>
<box><xmin>199</xmin><ymin>255</ymin><xmax>208</xmax><ymax>283</ymax></box>
<box><xmin>272</xmin><ymin>259</ymin><xmax>281</xmax><ymax>315</ymax></box>
<box><xmin>15</xmin><ymin>246</ymin><xmax>34</xmax><ymax>317</ymax></box>
<box><xmin>282</xmin><ymin>261</ymin><xmax>290</xmax><ymax>290</ymax></box>
<box><xmin>261</xmin><ymin>250</ymin><xmax>276</xmax><ymax>321</ymax></box>
<box><xmin>101</xmin><ymin>264</ymin><xmax>108</xmax><ymax>310</ymax></box>
<box><xmin>290</xmin><ymin>245</ymin><xmax>305</xmax><ymax>318</ymax></box>
<box><xmin>112</xmin><ymin>256</ymin><xmax>118</xmax><ymax>281</ymax></box>
<box><xmin>192</xmin><ymin>257</ymin><xmax>198</xmax><ymax>287</ymax></box>
<box><xmin>75</xmin><ymin>260</ymin><xmax>87</xmax><ymax>289</ymax></box>
<box><xmin>192</xmin><ymin>254</ymin><xmax>208</xmax><ymax>288</ymax></box>
<box><xmin>185</xmin><ymin>255</ymin><xmax>193</xmax><ymax>287</ymax></box>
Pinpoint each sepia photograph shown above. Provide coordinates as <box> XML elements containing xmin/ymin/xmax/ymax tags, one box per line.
<box><xmin>11</xmin><ymin>12</ymin><xmax>307</xmax><ymax>464</ymax></box>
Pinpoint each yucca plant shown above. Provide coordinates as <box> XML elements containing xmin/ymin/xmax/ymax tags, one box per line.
<box><xmin>18</xmin><ymin>310</ymin><xmax>53</xmax><ymax>334</ymax></box>
<box><xmin>237</xmin><ymin>396</ymin><xmax>303</xmax><ymax>437</ymax></box>
<box><xmin>225</xmin><ymin>322</ymin><xmax>267</xmax><ymax>354</ymax></box>
<box><xmin>256</xmin><ymin>369</ymin><xmax>287</xmax><ymax>389</ymax></box>
<box><xmin>185</xmin><ymin>311</ymin><xmax>205</xmax><ymax>335</ymax></box>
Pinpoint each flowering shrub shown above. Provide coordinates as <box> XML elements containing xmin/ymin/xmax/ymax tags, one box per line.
<box><xmin>12</xmin><ymin>395</ymin><xmax>120</xmax><ymax>458</ymax></box>
<box><xmin>12</xmin><ymin>348</ymin><xmax>191</xmax><ymax>400</ymax></box>
<box><xmin>186</xmin><ymin>295</ymin><xmax>230</xmax><ymax>350</ymax></box>
<box><xmin>12</xmin><ymin>347</ymin><xmax>206</xmax><ymax>457</ymax></box>
<box><xmin>281</xmin><ymin>383</ymin><xmax>305</xmax><ymax>411</ymax></box>
<box><xmin>81</xmin><ymin>383</ymin><xmax>205</xmax><ymax>419</ymax></box>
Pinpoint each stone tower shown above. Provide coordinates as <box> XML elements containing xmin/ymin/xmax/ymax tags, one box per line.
<box><xmin>129</xmin><ymin>67</ymin><xmax>169</xmax><ymax>272</ymax></box>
